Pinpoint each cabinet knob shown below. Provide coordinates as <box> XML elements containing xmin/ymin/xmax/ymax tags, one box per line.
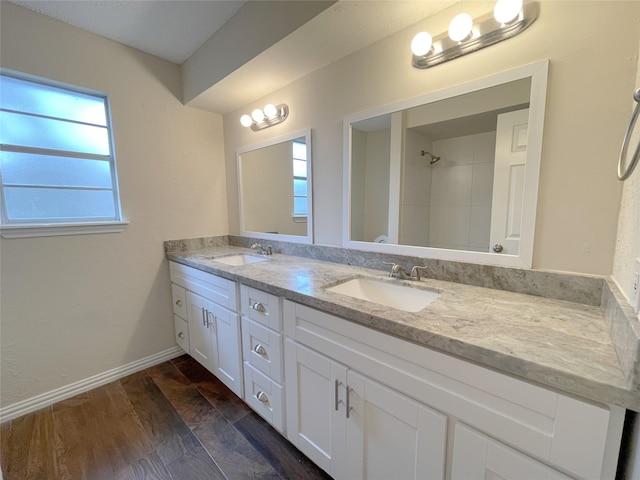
<box><xmin>254</xmin><ymin>344</ymin><xmax>267</xmax><ymax>356</ymax></box>
<box><xmin>178</xmin><ymin>332</ymin><xmax>185</xmax><ymax>339</ymax></box>
<box><xmin>251</xmin><ymin>302</ymin><xmax>267</xmax><ymax>314</ymax></box>
<box><xmin>493</xmin><ymin>244</ymin><xmax>504</xmax><ymax>253</ymax></box>
<box><xmin>175</xmin><ymin>299</ymin><xmax>183</xmax><ymax>307</ymax></box>
<box><xmin>256</xmin><ymin>391</ymin><xmax>269</xmax><ymax>404</ymax></box>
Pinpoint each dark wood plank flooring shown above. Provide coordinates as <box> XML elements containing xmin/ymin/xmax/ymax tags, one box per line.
<box><xmin>1</xmin><ymin>355</ymin><xmax>332</xmax><ymax>480</ymax></box>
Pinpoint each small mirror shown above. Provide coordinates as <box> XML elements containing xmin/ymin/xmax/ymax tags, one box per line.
<box><xmin>344</xmin><ymin>61</ymin><xmax>548</xmax><ymax>268</ymax></box>
<box><xmin>238</xmin><ymin>128</ymin><xmax>313</xmax><ymax>244</ymax></box>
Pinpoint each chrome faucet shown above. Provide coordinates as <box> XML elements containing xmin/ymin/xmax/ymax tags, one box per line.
<box><xmin>251</xmin><ymin>243</ymin><xmax>272</xmax><ymax>255</ymax></box>
<box><xmin>383</xmin><ymin>261</ymin><xmax>411</xmax><ymax>279</ymax></box>
<box><xmin>383</xmin><ymin>261</ymin><xmax>428</xmax><ymax>280</ymax></box>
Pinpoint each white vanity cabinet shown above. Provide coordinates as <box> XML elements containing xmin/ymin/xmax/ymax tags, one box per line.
<box><xmin>285</xmin><ymin>338</ymin><xmax>447</xmax><ymax>479</ymax></box>
<box><xmin>169</xmin><ymin>262</ymin><xmax>243</xmax><ymax>397</ymax></box>
<box><xmin>240</xmin><ymin>284</ymin><xmax>285</xmax><ymax>432</ymax></box>
<box><xmin>283</xmin><ymin>299</ymin><xmax>625</xmax><ymax>480</ymax></box>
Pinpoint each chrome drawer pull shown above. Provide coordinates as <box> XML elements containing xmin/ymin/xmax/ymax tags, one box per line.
<box><xmin>256</xmin><ymin>391</ymin><xmax>269</xmax><ymax>404</ymax></box>
<box><xmin>175</xmin><ymin>299</ymin><xmax>183</xmax><ymax>307</ymax></box>
<box><xmin>251</xmin><ymin>301</ymin><xmax>267</xmax><ymax>314</ymax></box>
<box><xmin>254</xmin><ymin>344</ymin><xmax>267</xmax><ymax>356</ymax></box>
<box><xmin>335</xmin><ymin>379</ymin><xmax>340</xmax><ymax>411</ymax></box>
<box><xmin>346</xmin><ymin>386</ymin><xmax>352</xmax><ymax>419</ymax></box>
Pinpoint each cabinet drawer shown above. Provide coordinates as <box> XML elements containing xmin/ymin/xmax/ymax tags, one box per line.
<box><xmin>171</xmin><ymin>284</ymin><xmax>187</xmax><ymax>318</ymax></box>
<box><xmin>243</xmin><ymin>363</ymin><xmax>284</xmax><ymax>433</ymax></box>
<box><xmin>170</xmin><ymin>261</ymin><xmax>238</xmax><ymax>310</ymax></box>
<box><xmin>174</xmin><ymin>314</ymin><xmax>190</xmax><ymax>353</ymax></box>
<box><xmin>242</xmin><ymin>317</ymin><xmax>283</xmax><ymax>383</ymax></box>
<box><xmin>240</xmin><ymin>284</ymin><xmax>281</xmax><ymax>330</ymax></box>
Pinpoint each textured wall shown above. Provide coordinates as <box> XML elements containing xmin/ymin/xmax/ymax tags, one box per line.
<box><xmin>0</xmin><ymin>3</ymin><xmax>228</xmax><ymax>407</ymax></box>
<box><xmin>224</xmin><ymin>1</ymin><xmax>640</xmax><ymax>275</ymax></box>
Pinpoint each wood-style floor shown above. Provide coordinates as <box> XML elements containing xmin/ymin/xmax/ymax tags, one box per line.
<box><xmin>0</xmin><ymin>355</ymin><xmax>332</xmax><ymax>480</ymax></box>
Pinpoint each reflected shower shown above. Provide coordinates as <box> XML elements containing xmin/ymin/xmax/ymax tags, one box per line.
<box><xmin>421</xmin><ymin>150</ymin><xmax>441</xmax><ymax>165</ymax></box>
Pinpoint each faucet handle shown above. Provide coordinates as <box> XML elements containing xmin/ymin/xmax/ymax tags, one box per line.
<box><xmin>410</xmin><ymin>265</ymin><xmax>428</xmax><ymax>280</ymax></box>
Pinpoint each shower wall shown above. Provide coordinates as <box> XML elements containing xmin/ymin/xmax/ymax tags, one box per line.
<box><xmin>429</xmin><ymin>131</ymin><xmax>496</xmax><ymax>251</ymax></box>
<box><xmin>400</xmin><ymin>128</ymin><xmax>432</xmax><ymax>246</ymax></box>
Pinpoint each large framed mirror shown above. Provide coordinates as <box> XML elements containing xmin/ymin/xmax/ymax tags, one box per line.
<box><xmin>238</xmin><ymin>128</ymin><xmax>313</xmax><ymax>244</ymax></box>
<box><xmin>343</xmin><ymin>61</ymin><xmax>548</xmax><ymax>268</ymax></box>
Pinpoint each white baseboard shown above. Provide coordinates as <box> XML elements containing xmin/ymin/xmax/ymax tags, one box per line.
<box><xmin>0</xmin><ymin>346</ymin><xmax>184</xmax><ymax>423</ymax></box>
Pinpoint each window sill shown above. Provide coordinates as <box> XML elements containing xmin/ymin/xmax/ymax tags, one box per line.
<box><xmin>0</xmin><ymin>221</ymin><xmax>129</xmax><ymax>239</ymax></box>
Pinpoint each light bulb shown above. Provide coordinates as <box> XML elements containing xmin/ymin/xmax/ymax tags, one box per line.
<box><xmin>411</xmin><ymin>32</ymin><xmax>433</xmax><ymax>56</ymax></box>
<box><xmin>494</xmin><ymin>0</ymin><xmax>522</xmax><ymax>24</ymax></box>
<box><xmin>240</xmin><ymin>114</ymin><xmax>253</xmax><ymax>127</ymax></box>
<box><xmin>251</xmin><ymin>108</ymin><xmax>265</xmax><ymax>123</ymax></box>
<box><xmin>448</xmin><ymin>13</ymin><xmax>473</xmax><ymax>42</ymax></box>
<box><xmin>264</xmin><ymin>104</ymin><xmax>278</xmax><ymax>118</ymax></box>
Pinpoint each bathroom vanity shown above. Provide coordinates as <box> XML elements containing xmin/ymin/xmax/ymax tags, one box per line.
<box><xmin>165</xmin><ymin>239</ymin><xmax>638</xmax><ymax>480</ymax></box>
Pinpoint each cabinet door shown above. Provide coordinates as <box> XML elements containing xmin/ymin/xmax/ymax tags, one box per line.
<box><xmin>186</xmin><ymin>291</ymin><xmax>215</xmax><ymax>372</ymax></box>
<box><xmin>210</xmin><ymin>303</ymin><xmax>243</xmax><ymax>397</ymax></box>
<box><xmin>345</xmin><ymin>370</ymin><xmax>447</xmax><ymax>480</ymax></box>
<box><xmin>451</xmin><ymin>424</ymin><xmax>571</xmax><ymax>480</ymax></box>
<box><xmin>284</xmin><ymin>339</ymin><xmax>347</xmax><ymax>478</ymax></box>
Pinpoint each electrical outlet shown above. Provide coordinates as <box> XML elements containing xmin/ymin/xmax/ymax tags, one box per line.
<box><xmin>633</xmin><ymin>258</ymin><xmax>640</xmax><ymax>314</ymax></box>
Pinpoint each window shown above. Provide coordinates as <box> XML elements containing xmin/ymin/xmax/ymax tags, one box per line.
<box><xmin>0</xmin><ymin>71</ymin><xmax>125</xmax><ymax>237</ymax></box>
<box><xmin>292</xmin><ymin>140</ymin><xmax>308</xmax><ymax>218</ymax></box>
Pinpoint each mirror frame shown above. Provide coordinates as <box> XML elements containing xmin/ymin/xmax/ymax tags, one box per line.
<box><xmin>342</xmin><ymin>60</ymin><xmax>549</xmax><ymax>268</ymax></box>
<box><xmin>237</xmin><ymin>128</ymin><xmax>313</xmax><ymax>244</ymax></box>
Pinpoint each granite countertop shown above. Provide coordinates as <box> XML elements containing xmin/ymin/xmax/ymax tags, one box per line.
<box><xmin>167</xmin><ymin>245</ymin><xmax>640</xmax><ymax>411</ymax></box>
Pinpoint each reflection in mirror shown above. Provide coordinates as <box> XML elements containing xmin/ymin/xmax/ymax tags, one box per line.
<box><xmin>238</xmin><ymin>128</ymin><xmax>313</xmax><ymax>244</ymax></box>
<box><xmin>345</xmin><ymin>61</ymin><xmax>548</xmax><ymax>268</ymax></box>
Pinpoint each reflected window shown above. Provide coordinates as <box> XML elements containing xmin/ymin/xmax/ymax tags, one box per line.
<box><xmin>0</xmin><ymin>71</ymin><xmax>122</xmax><ymax>225</ymax></box>
<box><xmin>292</xmin><ymin>140</ymin><xmax>307</xmax><ymax>217</ymax></box>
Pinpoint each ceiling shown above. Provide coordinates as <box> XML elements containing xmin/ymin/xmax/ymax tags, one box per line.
<box><xmin>9</xmin><ymin>0</ymin><xmax>247</xmax><ymax>65</ymax></box>
<box><xmin>8</xmin><ymin>0</ymin><xmax>456</xmax><ymax>114</ymax></box>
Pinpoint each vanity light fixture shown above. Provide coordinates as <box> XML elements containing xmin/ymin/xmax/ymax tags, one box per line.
<box><xmin>240</xmin><ymin>103</ymin><xmax>289</xmax><ymax>131</ymax></box>
<box><xmin>411</xmin><ymin>0</ymin><xmax>537</xmax><ymax>69</ymax></box>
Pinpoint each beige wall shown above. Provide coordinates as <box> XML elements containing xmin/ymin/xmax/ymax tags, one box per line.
<box><xmin>612</xmin><ymin>30</ymin><xmax>640</xmax><ymax>307</ymax></box>
<box><xmin>0</xmin><ymin>3</ymin><xmax>228</xmax><ymax>407</ymax></box>
<box><xmin>224</xmin><ymin>1</ymin><xmax>640</xmax><ymax>275</ymax></box>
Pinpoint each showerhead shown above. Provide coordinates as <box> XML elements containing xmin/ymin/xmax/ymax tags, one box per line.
<box><xmin>421</xmin><ymin>150</ymin><xmax>441</xmax><ymax>165</ymax></box>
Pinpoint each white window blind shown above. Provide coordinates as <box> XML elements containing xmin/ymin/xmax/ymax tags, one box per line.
<box><xmin>0</xmin><ymin>71</ymin><xmax>124</xmax><ymax>234</ymax></box>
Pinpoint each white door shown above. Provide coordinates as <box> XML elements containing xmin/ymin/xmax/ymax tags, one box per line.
<box><xmin>186</xmin><ymin>291</ymin><xmax>215</xmax><ymax>372</ymax></box>
<box><xmin>489</xmin><ymin>108</ymin><xmax>529</xmax><ymax>255</ymax></box>
<box><xmin>210</xmin><ymin>303</ymin><xmax>243</xmax><ymax>397</ymax></box>
<box><xmin>284</xmin><ymin>339</ymin><xmax>347</xmax><ymax>478</ymax></box>
<box><xmin>451</xmin><ymin>423</ymin><xmax>571</xmax><ymax>480</ymax></box>
<box><xmin>345</xmin><ymin>371</ymin><xmax>447</xmax><ymax>480</ymax></box>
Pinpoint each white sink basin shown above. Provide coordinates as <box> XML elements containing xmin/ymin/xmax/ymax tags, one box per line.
<box><xmin>214</xmin><ymin>254</ymin><xmax>271</xmax><ymax>266</ymax></box>
<box><xmin>326</xmin><ymin>277</ymin><xmax>441</xmax><ymax>313</ymax></box>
